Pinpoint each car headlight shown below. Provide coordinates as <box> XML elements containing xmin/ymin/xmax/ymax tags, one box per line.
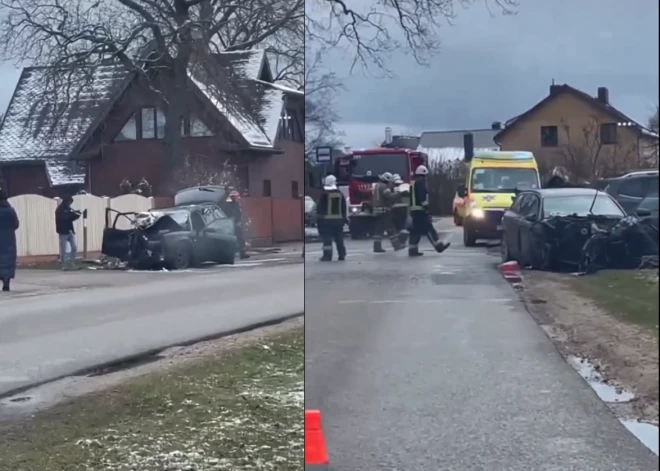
<box><xmin>471</xmin><ymin>208</ymin><xmax>485</xmax><ymax>219</ymax></box>
<box><xmin>350</xmin><ymin>207</ymin><xmax>359</xmax><ymax>214</ymax></box>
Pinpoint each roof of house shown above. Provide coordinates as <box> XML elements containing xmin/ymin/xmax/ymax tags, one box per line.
<box><xmin>494</xmin><ymin>84</ymin><xmax>659</xmax><ymax>142</ymax></box>
<box><xmin>416</xmin><ymin>129</ymin><xmax>499</xmax><ymax>165</ymax></box>
<box><xmin>0</xmin><ymin>49</ymin><xmax>300</xmax><ymax>185</ymax></box>
<box><xmin>0</xmin><ymin>63</ymin><xmax>132</xmax><ymax>185</ymax></box>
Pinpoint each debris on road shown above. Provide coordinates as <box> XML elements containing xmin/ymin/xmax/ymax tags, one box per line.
<box><xmin>0</xmin><ymin>327</ymin><xmax>304</xmax><ymax>470</ymax></box>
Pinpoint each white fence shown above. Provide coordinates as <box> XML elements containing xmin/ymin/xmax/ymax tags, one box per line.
<box><xmin>8</xmin><ymin>194</ymin><xmax>155</xmax><ymax>258</ymax></box>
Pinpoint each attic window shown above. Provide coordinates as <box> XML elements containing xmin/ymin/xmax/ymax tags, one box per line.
<box><xmin>540</xmin><ymin>126</ymin><xmax>558</xmax><ymax>147</ymax></box>
<box><xmin>141</xmin><ymin>108</ymin><xmax>166</xmax><ymax>139</ymax></box>
<box><xmin>115</xmin><ymin>114</ymin><xmax>138</xmax><ymax>141</ymax></box>
<box><xmin>190</xmin><ymin>116</ymin><xmax>213</xmax><ymax>137</ymax></box>
<box><xmin>600</xmin><ymin>123</ymin><xmax>618</xmax><ymax>145</ymax></box>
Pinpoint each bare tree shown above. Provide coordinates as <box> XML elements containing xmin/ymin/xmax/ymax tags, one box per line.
<box><xmin>0</xmin><ymin>0</ymin><xmax>303</xmax><ymax>173</ymax></box>
<box><xmin>305</xmin><ymin>49</ymin><xmax>344</xmax><ymax>157</ymax></box>
<box><xmin>649</xmin><ymin>105</ymin><xmax>659</xmax><ymax>133</ymax></box>
<box><xmin>307</xmin><ymin>0</ymin><xmax>518</xmax><ymax>74</ymax></box>
<box><xmin>558</xmin><ymin>117</ymin><xmax>646</xmax><ymax>181</ymax></box>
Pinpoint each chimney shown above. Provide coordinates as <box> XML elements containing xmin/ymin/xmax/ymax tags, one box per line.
<box><xmin>343</xmin><ymin>146</ymin><xmax>351</xmax><ymax>154</ymax></box>
<box><xmin>549</xmin><ymin>84</ymin><xmax>561</xmax><ymax>96</ymax></box>
<box><xmin>597</xmin><ymin>87</ymin><xmax>609</xmax><ymax>105</ymax></box>
<box><xmin>463</xmin><ymin>133</ymin><xmax>474</xmax><ymax>161</ymax></box>
<box><xmin>491</xmin><ymin>121</ymin><xmax>501</xmax><ymax>130</ymax></box>
<box><xmin>384</xmin><ymin>127</ymin><xmax>393</xmax><ymax>145</ymax></box>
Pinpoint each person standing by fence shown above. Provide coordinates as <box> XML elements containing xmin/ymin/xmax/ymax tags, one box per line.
<box><xmin>0</xmin><ymin>189</ymin><xmax>19</xmax><ymax>292</ymax></box>
<box><xmin>227</xmin><ymin>190</ymin><xmax>249</xmax><ymax>260</ymax></box>
<box><xmin>55</xmin><ymin>196</ymin><xmax>81</xmax><ymax>270</ymax></box>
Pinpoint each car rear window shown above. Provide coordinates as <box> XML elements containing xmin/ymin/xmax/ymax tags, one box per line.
<box><xmin>543</xmin><ymin>195</ymin><xmax>624</xmax><ymax>217</ymax></box>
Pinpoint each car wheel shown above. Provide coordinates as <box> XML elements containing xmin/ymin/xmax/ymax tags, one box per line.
<box><xmin>453</xmin><ymin>210</ymin><xmax>463</xmax><ymax>226</ymax></box>
<box><xmin>218</xmin><ymin>249</ymin><xmax>236</xmax><ymax>265</ymax></box>
<box><xmin>463</xmin><ymin>225</ymin><xmax>476</xmax><ymax>247</ymax></box>
<box><xmin>500</xmin><ymin>234</ymin><xmax>512</xmax><ymax>262</ymax></box>
<box><xmin>169</xmin><ymin>244</ymin><xmax>191</xmax><ymax>270</ymax></box>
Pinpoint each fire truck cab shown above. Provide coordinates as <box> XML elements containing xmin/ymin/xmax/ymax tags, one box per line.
<box><xmin>334</xmin><ymin>147</ymin><xmax>427</xmax><ymax>239</ymax></box>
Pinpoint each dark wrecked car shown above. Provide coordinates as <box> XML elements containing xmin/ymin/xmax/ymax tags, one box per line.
<box><xmin>101</xmin><ymin>186</ymin><xmax>238</xmax><ymax>270</ymax></box>
<box><xmin>500</xmin><ymin>188</ymin><xmax>658</xmax><ymax>274</ymax></box>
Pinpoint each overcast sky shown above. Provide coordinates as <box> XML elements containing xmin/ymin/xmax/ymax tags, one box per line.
<box><xmin>321</xmin><ymin>0</ymin><xmax>659</xmax><ymax>148</ymax></box>
<box><xmin>1</xmin><ymin>0</ymin><xmax>658</xmax><ymax>151</ymax></box>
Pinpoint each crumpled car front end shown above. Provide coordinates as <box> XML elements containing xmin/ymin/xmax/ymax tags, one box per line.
<box><xmin>533</xmin><ymin>214</ymin><xmax>659</xmax><ymax>274</ymax></box>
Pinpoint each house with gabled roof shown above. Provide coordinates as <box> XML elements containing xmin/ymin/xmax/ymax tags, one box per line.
<box><xmin>0</xmin><ymin>49</ymin><xmax>304</xmax><ymax>198</ymax></box>
<box><xmin>493</xmin><ymin>84</ymin><xmax>658</xmax><ymax>179</ymax></box>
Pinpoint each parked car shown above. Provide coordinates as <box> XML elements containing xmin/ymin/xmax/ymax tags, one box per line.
<box><xmin>500</xmin><ymin>188</ymin><xmax>632</xmax><ymax>271</ymax></box>
<box><xmin>102</xmin><ymin>186</ymin><xmax>238</xmax><ymax>270</ymax></box>
<box><xmin>304</xmin><ymin>195</ymin><xmax>317</xmax><ymax>227</ymax></box>
<box><xmin>600</xmin><ymin>172</ymin><xmax>659</xmax><ymax>216</ymax></box>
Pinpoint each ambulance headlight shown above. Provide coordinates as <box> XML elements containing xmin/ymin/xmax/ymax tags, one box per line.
<box><xmin>471</xmin><ymin>208</ymin><xmax>485</xmax><ymax>219</ymax></box>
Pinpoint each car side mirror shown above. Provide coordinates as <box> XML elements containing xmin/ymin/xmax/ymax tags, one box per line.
<box><xmin>511</xmin><ymin>195</ymin><xmax>516</xmax><ymax>202</ymax></box>
<box><xmin>636</xmin><ymin>208</ymin><xmax>651</xmax><ymax>217</ymax></box>
<box><xmin>456</xmin><ymin>184</ymin><xmax>467</xmax><ymax>198</ymax></box>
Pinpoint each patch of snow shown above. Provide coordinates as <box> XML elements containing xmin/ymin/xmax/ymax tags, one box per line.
<box><xmin>567</xmin><ymin>356</ymin><xmax>635</xmax><ymax>403</ymax></box>
<box><xmin>256</xmin><ymin>79</ymin><xmax>303</xmax><ymax>96</ymax></box>
<box><xmin>620</xmin><ymin>419</ymin><xmax>659</xmax><ymax>455</ymax></box>
<box><xmin>189</xmin><ymin>74</ymin><xmax>283</xmax><ymax>148</ymax></box>
<box><xmin>216</xmin><ymin>49</ymin><xmax>265</xmax><ymax>80</ymax></box>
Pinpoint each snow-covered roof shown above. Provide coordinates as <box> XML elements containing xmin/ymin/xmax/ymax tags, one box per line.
<box><xmin>418</xmin><ymin>146</ymin><xmax>500</xmax><ymax>166</ymax></box>
<box><xmin>0</xmin><ymin>49</ymin><xmax>304</xmax><ymax>186</ymax></box>
<box><xmin>0</xmin><ymin>63</ymin><xmax>129</xmax><ymax>185</ymax></box>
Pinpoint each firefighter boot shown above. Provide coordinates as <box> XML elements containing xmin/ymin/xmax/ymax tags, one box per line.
<box><xmin>390</xmin><ymin>234</ymin><xmax>406</xmax><ymax>251</ymax></box>
<box><xmin>373</xmin><ymin>239</ymin><xmax>386</xmax><ymax>253</ymax></box>
<box><xmin>408</xmin><ymin>246</ymin><xmax>423</xmax><ymax>257</ymax></box>
<box><xmin>434</xmin><ymin>241</ymin><xmax>451</xmax><ymax>253</ymax></box>
<box><xmin>398</xmin><ymin>230</ymin><xmax>409</xmax><ymax>246</ymax></box>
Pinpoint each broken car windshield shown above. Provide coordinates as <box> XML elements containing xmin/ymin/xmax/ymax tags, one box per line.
<box><xmin>471</xmin><ymin>168</ymin><xmax>539</xmax><ymax>193</ymax></box>
<box><xmin>543</xmin><ymin>195</ymin><xmax>625</xmax><ymax>218</ymax></box>
<box><xmin>158</xmin><ymin>210</ymin><xmax>190</xmax><ymax>227</ymax></box>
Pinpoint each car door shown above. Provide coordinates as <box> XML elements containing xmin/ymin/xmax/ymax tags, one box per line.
<box><xmin>504</xmin><ymin>193</ymin><xmax>527</xmax><ymax>259</ymax></box>
<box><xmin>200</xmin><ymin>206</ymin><xmax>238</xmax><ymax>262</ymax></box>
<box><xmin>189</xmin><ymin>210</ymin><xmax>210</xmax><ymax>262</ymax></box>
<box><xmin>517</xmin><ymin>194</ymin><xmax>540</xmax><ymax>264</ymax></box>
<box><xmin>613</xmin><ymin>177</ymin><xmax>652</xmax><ymax>215</ymax></box>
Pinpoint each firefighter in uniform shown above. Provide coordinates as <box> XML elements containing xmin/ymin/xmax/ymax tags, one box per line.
<box><xmin>316</xmin><ymin>175</ymin><xmax>348</xmax><ymax>261</ymax></box>
<box><xmin>391</xmin><ymin>174</ymin><xmax>410</xmax><ymax>243</ymax></box>
<box><xmin>408</xmin><ymin>165</ymin><xmax>451</xmax><ymax>256</ymax></box>
<box><xmin>372</xmin><ymin>172</ymin><xmax>406</xmax><ymax>253</ymax></box>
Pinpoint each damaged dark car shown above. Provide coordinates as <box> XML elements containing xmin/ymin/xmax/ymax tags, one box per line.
<box><xmin>101</xmin><ymin>186</ymin><xmax>238</xmax><ymax>270</ymax></box>
<box><xmin>500</xmin><ymin>188</ymin><xmax>658</xmax><ymax>274</ymax></box>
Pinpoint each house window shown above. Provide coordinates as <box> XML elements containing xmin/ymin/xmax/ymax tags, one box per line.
<box><xmin>115</xmin><ymin>114</ymin><xmax>137</xmax><ymax>141</ymax></box>
<box><xmin>190</xmin><ymin>115</ymin><xmax>213</xmax><ymax>137</ymax></box>
<box><xmin>140</xmin><ymin>108</ymin><xmax>166</xmax><ymax>139</ymax></box>
<box><xmin>291</xmin><ymin>180</ymin><xmax>299</xmax><ymax>199</ymax></box>
<box><xmin>540</xmin><ymin>126</ymin><xmax>558</xmax><ymax>147</ymax></box>
<box><xmin>600</xmin><ymin>123</ymin><xmax>617</xmax><ymax>145</ymax></box>
<box><xmin>278</xmin><ymin>107</ymin><xmax>304</xmax><ymax>143</ymax></box>
<box><xmin>263</xmin><ymin>179</ymin><xmax>272</xmax><ymax>197</ymax></box>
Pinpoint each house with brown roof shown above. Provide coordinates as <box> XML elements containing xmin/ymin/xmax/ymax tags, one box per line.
<box><xmin>493</xmin><ymin>84</ymin><xmax>658</xmax><ymax>180</ymax></box>
<box><xmin>0</xmin><ymin>50</ymin><xmax>304</xmax><ymax>198</ymax></box>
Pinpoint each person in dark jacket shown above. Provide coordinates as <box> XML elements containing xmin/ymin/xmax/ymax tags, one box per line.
<box><xmin>0</xmin><ymin>189</ymin><xmax>19</xmax><ymax>291</ymax></box>
<box><xmin>227</xmin><ymin>190</ymin><xmax>249</xmax><ymax>259</ymax></box>
<box><xmin>55</xmin><ymin>195</ymin><xmax>81</xmax><ymax>270</ymax></box>
<box><xmin>408</xmin><ymin>165</ymin><xmax>451</xmax><ymax>256</ymax></box>
<box><xmin>316</xmin><ymin>175</ymin><xmax>348</xmax><ymax>261</ymax></box>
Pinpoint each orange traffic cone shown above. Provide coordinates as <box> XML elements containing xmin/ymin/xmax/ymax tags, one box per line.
<box><xmin>305</xmin><ymin>409</ymin><xmax>329</xmax><ymax>465</ymax></box>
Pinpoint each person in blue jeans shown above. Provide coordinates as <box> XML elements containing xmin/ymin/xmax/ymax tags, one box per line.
<box><xmin>55</xmin><ymin>196</ymin><xmax>81</xmax><ymax>270</ymax></box>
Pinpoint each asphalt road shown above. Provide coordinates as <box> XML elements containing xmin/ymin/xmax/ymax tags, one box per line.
<box><xmin>0</xmin><ymin>254</ymin><xmax>303</xmax><ymax>397</ymax></box>
<box><xmin>305</xmin><ymin>221</ymin><xmax>658</xmax><ymax>470</ymax></box>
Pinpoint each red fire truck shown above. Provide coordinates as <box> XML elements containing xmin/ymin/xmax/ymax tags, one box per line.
<box><xmin>334</xmin><ymin>147</ymin><xmax>428</xmax><ymax>239</ymax></box>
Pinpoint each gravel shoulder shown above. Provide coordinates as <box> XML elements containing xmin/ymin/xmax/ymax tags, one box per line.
<box><xmin>520</xmin><ymin>269</ymin><xmax>659</xmax><ymax>425</ymax></box>
<box><xmin>0</xmin><ymin>319</ymin><xmax>303</xmax><ymax>471</ymax></box>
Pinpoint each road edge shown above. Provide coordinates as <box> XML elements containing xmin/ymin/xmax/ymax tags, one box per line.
<box><xmin>0</xmin><ymin>311</ymin><xmax>304</xmax><ymax>400</ymax></box>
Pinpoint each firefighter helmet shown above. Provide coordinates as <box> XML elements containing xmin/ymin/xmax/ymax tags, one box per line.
<box><xmin>392</xmin><ymin>173</ymin><xmax>403</xmax><ymax>184</ymax></box>
<box><xmin>379</xmin><ymin>172</ymin><xmax>393</xmax><ymax>182</ymax></box>
<box><xmin>323</xmin><ymin>175</ymin><xmax>338</xmax><ymax>190</ymax></box>
<box><xmin>415</xmin><ymin>165</ymin><xmax>429</xmax><ymax>176</ymax></box>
